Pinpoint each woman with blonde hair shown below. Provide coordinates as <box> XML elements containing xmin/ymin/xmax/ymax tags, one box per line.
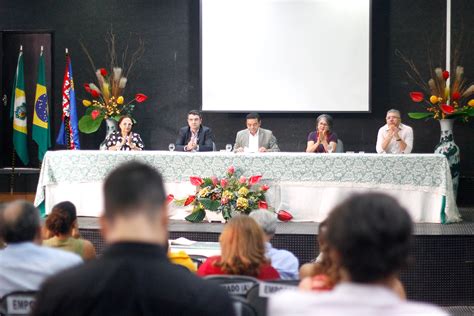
<box><xmin>43</xmin><ymin>201</ymin><xmax>96</xmax><ymax>260</ymax></box>
<box><xmin>197</xmin><ymin>215</ymin><xmax>279</xmax><ymax>280</ymax></box>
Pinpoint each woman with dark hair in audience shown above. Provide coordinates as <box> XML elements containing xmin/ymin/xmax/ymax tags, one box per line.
<box><xmin>197</xmin><ymin>215</ymin><xmax>280</xmax><ymax>280</ymax></box>
<box><xmin>105</xmin><ymin>115</ymin><xmax>144</xmax><ymax>151</ymax></box>
<box><xmin>306</xmin><ymin>114</ymin><xmax>338</xmax><ymax>153</ymax></box>
<box><xmin>43</xmin><ymin>201</ymin><xmax>96</xmax><ymax>260</ymax></box>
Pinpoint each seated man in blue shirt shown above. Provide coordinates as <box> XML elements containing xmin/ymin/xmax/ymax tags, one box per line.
<box><xmin>175</xmin><ymin>110</ymin><xmax>214</xmax><ymax>152</ymax></box>
<box><xmin>250</xmin><ymin>209</ymin><xmax>299</xmax><ymax>279</ymax></box>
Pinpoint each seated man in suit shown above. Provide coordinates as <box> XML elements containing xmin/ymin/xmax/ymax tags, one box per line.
<box><xmin>234</xmin><ymin>113</ymin><xmax>280</xmax><ymax>152</ymax></box>
<box><xmin>176</xmin><ymin>110</ymin><xmax>214</xmax><ymax>152</ymax></box>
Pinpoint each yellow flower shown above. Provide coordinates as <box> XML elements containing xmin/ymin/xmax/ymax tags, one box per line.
<box><xmin>198</xmin><ymin>187</ymin><xmax>210</xmax><ymax>198</ymax></box>
<box><xmin>117</xmin><ymin>96</ymin><xmax>124</xmax><ymax>104</ymax></box>
<box><xmin>238</xmin><ymin>187</ymin><xmax>249</xmax><ymax>197</ymax></box>
<box><xmin>236</xmin><ymin>197</ymin><xmax>249</xmax><ymax>209</ymax></box>
<box><xmin>82</xmin><ymin>100</ymin><xmax>92</xmax><ymax>107</ymax></box>
<box><xmin>222</xmin><ymin>190</ymin><xmax>234</xmax><ymax>200</ymax></box>
<box><xmin>468</xmin><ymin>99</ymin><xmax>474</xmax><ymax>107</ymax></box>
<box><xmin>429</xmin><ymin>95</ymin><xmax>439</xmax><ymax>104</ymax></box>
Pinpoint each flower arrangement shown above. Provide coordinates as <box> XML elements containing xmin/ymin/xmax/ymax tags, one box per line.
<box><xmin>78</xmin><ymin>30</ymin><xmax>147</xmax><ymax>133</ymax></box>
<box><xmin>171</xmin><ymin>166</ymin><xmax>293</xmax><ymax>223</ymax></box>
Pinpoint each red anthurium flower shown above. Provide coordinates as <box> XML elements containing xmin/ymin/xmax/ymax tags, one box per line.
<box><xmin>91</xmin><ymin>89</ymin><xmax>100</xmax><ymax>98</ymax></box>
<box><xmin>221</xmin><ymin>197</ymin><xmax>229</xmax><ymax>205</ymax></box>
<box><xmin>91</xmin><ymin>110</ymin><xmax>100</xmax><ymax>120</ymax></box>
<box><xmin>184</xmin><ymin>195</ymin><xmax>196</xmax><ymax>206</ymax></box>
<box><xmin>190</xmin><ymin>176</ymin><xmax>204</xmax><ymax>186</ymax></box>
<box><xmin>442</xmin><ymin>70</ymin><xmax>449</xmax><ymax>80</ymax></box>
<box><xmin>220</xmin><ymin>178</ymin><xmax>228</xmax><ymax>188</ymax></box>
<box><xmin>277</xmin><ymin>210</ymin><xmax>293</xmax><ymax>222</ymax></box>
<box><xmin>258</xmin><ymin>201</ymin><xmax>268</xmax><ymax>209</ymax></box>
<box><xmin>239</xmin><ymin>176</ymin><xmax>247</xmax><ymax>184</ymax></box>
<box><xmin>249</xmin><ymin>175</ymin><xmax>262</xmax><ymax>185</ymax></box>
<box><xmin>441</xmin><ymin>104</ymin><xmax>455</xmax><ymax>114</ymax></box>
<box><xmin>227</xmin><ymin>166</ymin><xmax>235</xmax><ymax>175</ymax></box>
<box><xmin>135</xmin><ymin>93</ymin><xmax>148</xmax><ymax>103</ymax></box>
<box><xmin>100</xmin><ymin>68</ymin><xmax>108</xmax><ymax>76</ymax></box>
<box><xmin>409</xmin><ymin>92</ymin><xmax>424</xmax><ymax>103</ymax></box>
<box><xmin>211</xmin><ymin>176</ymin><xmax>218</xmax><ymax>186</ymax></box>
<box><xmin>166</xmin><ymin>194</ymin><xmax>174</xmax><ymax>204</ymax></box>
<box><xmin>261</xmin><ymin>184</ymin><xmax>269</xmax><ymax>191</ymax></box>
<box><xmin>452</xmin><ymin>91</ymin><xmax>461</xmax><ymax>101</ymax></box>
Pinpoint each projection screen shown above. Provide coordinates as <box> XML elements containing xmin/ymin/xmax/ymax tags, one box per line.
<box><xmin>201</xmin><ymin>0</ymin><xmax>371</xmax><ymax>112</ymax></box>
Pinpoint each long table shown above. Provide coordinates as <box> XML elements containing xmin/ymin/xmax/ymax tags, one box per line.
<box><xmin>34</xmin><ymin>150</ymin><xmax>462</xmax><ymax>223</ymax></box>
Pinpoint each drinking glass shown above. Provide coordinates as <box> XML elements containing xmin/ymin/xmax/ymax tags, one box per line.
<box><xmin>225</xmin><ymin>144</ymin><xmax>233</xmax><ymax>152</ymax></box>
<box><xmin>168</xmin><ymin>143</ymin><xmax>175</xmax><ymax>152</ymax></box>
<box><xmin>327</xmin><ymin>143</ymin><xmax>333</xmax><ymax>154</ymax></box>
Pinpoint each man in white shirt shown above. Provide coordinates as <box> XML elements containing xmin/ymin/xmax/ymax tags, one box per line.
<box><xmin>376</xmin><ymin>109</ymin><xmax>414</xmax><ymax>154</ymax></box>
<box><xmin>234</xmin><ymin>113</ymin><xmax>280</xmax><ymax>153</ymax></box>
<box><xmin>0</xmin><ymin>201</ymin><xmax>83</xmax><ymax>298</ymax></box>
<box><xmin>268</xmin><ymin>193</ymin><xmax>447</xmax><ymax>316</ymax></box>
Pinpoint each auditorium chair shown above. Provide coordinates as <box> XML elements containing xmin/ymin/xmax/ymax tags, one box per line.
<box><xmin>204</xmin><ymin>275</ymin><xmax>260</xmax><ymax>297</ymax></box>
<box><xmin>246</xmin><ymin>280</ymin><xmax>298</xmax><ymax>316</ymax></box>
<box><xmin>232</xmin><ymin>296</ymin><xmax>258</xmax><ymax>316</ymax></box>
<box><xmin>336</xmin><ymin>139</ymin><xmax>344</xmax><ymax>153</ymax></box>
<box><xmin>0</xmin><ymin>291</ymin><xmax>37</xmax><ymax>316</ymax></box>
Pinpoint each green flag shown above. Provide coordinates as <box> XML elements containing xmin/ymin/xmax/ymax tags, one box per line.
<box><xmin>32</xmin><ymin>50</ymin><xmax>51</xmax><ymax>161</ymax></box>
<box><xmin>10</xmin><ymin>48</ymin><xmax>29</xmax><ymax>165</ymax></box>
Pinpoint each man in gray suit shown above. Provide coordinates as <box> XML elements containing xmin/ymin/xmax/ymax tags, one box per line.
<box><xmin>234</xmin><ymin>113</ymin><xmax>280</xmax><ymax>152</ymax></box>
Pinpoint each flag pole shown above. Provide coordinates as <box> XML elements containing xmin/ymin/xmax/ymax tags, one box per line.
<box><xmin>10</xmin><ymin>45</ymin><xmax>23</xmax><ymax>195</ymax></box>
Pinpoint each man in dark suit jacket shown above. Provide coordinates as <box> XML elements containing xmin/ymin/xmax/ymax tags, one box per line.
<box><xmin>176</xmin><ymin>110</ymin><xmax>214</xmax><ymax>151</ymax></box>
<box><xmin>32</xmin><ymin>162</ymin><xmax>235</xmax><ymax>316</ymax></box>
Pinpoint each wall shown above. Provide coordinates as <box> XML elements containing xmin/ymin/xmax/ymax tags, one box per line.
<box><xmin>0</xmin><ymin>0</ymin><xmax>473</xmax><ymax>173</ymax></box>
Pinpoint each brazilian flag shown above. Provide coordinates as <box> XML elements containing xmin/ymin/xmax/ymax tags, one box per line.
<box><xmin>10</xmin><ymin>48</ymin><xmax>29</xmax><ymax>165</ymax></box>
<box><xmin>32</xmin><ymin>50</ymin><xmax>51</xmax><ymax>161</ymax></box>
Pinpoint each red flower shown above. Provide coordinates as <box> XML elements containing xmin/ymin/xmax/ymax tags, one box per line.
<box><xmin>190</xmin><ymin>176</ymin><xmax>204</xmax><ymax>186</ymax></box>
<box><xmin>221</xmin><ymin>197</ymin><xmax>229</xmax><ymax>205</ymax></box>
<box><xmin>261</xmin><ymin>184</ymin><xmax>269</xmax><ymax>191</ymax></box>
<box><xmin>277</xmin><ymin>210</ymin><xmax>293</xmax><ymax>222</ymax></box>
<box><xmin>91</xmin><ymin>110</ymin><xmax>100</xmax><ymax>120</ymax></box>
<box><xmin>249</xmin><ymin>175</ymin><xmax>262</xmax><ymax>185</ymax></box>
<box><xmin>135</xmin><ymin>93</ymin><xmax>148</xmax><ymax>103</ymax></box>
<box><xmin>442</xmin><ymin>70</ymin><xmax>450</xmax><ymax>80</ymax></box>
<box><xmin>211</xmin><ymin>176</ymin><xmax>218</xmax><ymax>186</ymax></box>
<box><xmin>91</xmin><ymin>89</ymin><xmax>100</xmax><ymax>98</ymax></box>
<box><xmin>166</xmin><ymin>194</ymin><xmax>174</xmax><ymax>204</ymax></box>
<box><xmin>184</xmin><ymin>195</ymin><xmax>196</xmax><ymax>206</ymax></box>
<box><xmin>258</xmin><ymin>201</ymin><xmax>268</xmax><ymax>209</ymax></box>
<box><xmin>239</xmin><ymin>176</ymin><xmax>247</xmax><ymax>184</ymax></box>
<box><xmin>100</xmin><ymin>68</ymin><xmax>108</xmax><ymax>76</ymax></box>
<box><xmin>409</xmin><ymin>92</ymin><xmax>424</xmax><ymax>103</ymax></box>
<box><xmin>452</xmin><ymin>92</ymin><xmax>461</xmax><ymax>101</ymax></box>
<box><xmin>227</xmin><ymin>166</ymin><xmax>235</xmax><ymax>175</ymax></box>
<box><xmin>220</xmin><ymin>178</ymin><xmax>228</xmax><ymax>188</ymax></box>
<box><xmin>441</xmin><ymin>104</ymin><xmax>455</xmax><ymax>114</ymax></box>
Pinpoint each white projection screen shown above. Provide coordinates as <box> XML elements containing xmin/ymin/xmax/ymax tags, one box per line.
<box><xmin>201</xmin><ymin>0</ymin><xmax>371</xmax><ymax>112</ymax></box>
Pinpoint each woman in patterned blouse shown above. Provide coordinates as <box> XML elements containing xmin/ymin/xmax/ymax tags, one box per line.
<box><xmin>105</xmin><ymin>116</ymin><xmax>145</xmax><ymax>151</ymax></box>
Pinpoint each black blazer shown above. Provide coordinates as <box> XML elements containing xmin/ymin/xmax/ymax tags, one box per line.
<box><xmin>175</xmin><ymin>125</ymin><xmax>214</xmax><ymax>151</ymax></box>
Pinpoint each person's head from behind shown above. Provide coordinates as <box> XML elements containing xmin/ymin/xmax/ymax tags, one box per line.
<box><xmin>0</xmin><ymin>201</ymin><xmax>41</xmax><ymax>244</ymax></box>
<box><xmin>118</xmin><ymin>115</ymin><xmax>134</xmax><ymax>135</ymax></box>
<box><xmin>218</xmin><ymin>215</ymin><xmax>267</xmax><ymax>277</ymax></box>
<box><xmin>246</xmin><ymin>112</ymin><xmax>261</xmax><ymax>135</ymax></box>
<box><xmin>316</xmin><ymin>114</ymin><xmax>333</xmax><ymax>134</ymax></box>
<box><xmin>101</xmin><ymin>161</ymin><xmax>168</xmax><ymax>245</ymax></box>
<box><xmin>249</xmin><ymin>209</ymin><xmax>277</xmax><ymax>242</ymax></box>
<box><xmin>325</xmin><ymin>193</ymin><xmax>412</xmax><ymax>284</ymax></box>
<box><xmin>45</xmin><ymin>201</ymin><xmax>77</xmax><ymax>237</ymax></box>
<box><xmin>187</xmin><ymin>109</ymin><xmax>203</xmax><ymax>132</ymax></box>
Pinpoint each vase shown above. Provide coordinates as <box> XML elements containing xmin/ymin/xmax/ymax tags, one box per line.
<box><xmin>434</xmin><ymin>119</ymin><xmax>460</xmax><ymax>198</ymax></box>
<box><xmin>99</xmin><ymin>118</ymin><xmax>118</xmax><ymax>150</ymax></box>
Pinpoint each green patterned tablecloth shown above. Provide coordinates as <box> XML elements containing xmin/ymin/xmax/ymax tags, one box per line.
<box><xmin>34</xmin><ymin>150</ymin><xmax>462</xmax><ymax>223</ymax></box>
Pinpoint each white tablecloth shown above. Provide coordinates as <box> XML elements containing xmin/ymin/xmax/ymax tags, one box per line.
<box><xmin>34</xmin><ymin>150</ymin><xmax>462</xmax><ymax>223</ymax></box>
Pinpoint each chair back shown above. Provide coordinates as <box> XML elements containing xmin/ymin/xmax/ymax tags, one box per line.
<box><xmin>246</xmin><ymin>280</ymin><xmax>298</xmax><ymax>316</ymax></box>
<box><xmin>336</xmin><ymin>139</ymin><xmax>344</xmax><ymax>153</ymax></box>
<box><xmin>204</xmin><ymin>275</ymin><xmax>260</xmax><ymax>296</ymax></box>
<box><xmin>0</xmin><ymin>291</ymin><xmax>37</xmax><ymax>316</ymax></box>
<box><xmin>232</xmin><ymin>296</ymin><xmax>257</xmax><ymax>316</ymax></box>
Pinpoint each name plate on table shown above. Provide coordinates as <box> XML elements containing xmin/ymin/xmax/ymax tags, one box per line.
<box><xmin>221</xmin><ymin>282</ymin><xmax>255</xmax><ymax>295</ymax></box>
<box><xmin>6</xmin><ymin>295</ymin><xmax>36</xmax><ymax>314</ymax></box>
<box><xmin>258</xmin><ymin>282</ymin><xmax>297</xmax><ymax>297</ymax></box>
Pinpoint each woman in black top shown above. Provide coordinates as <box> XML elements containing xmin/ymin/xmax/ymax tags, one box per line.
<box><xmin>105</xmin><ymin>116</ymin><xmax>144</xmax><ymax>151</ymax></box>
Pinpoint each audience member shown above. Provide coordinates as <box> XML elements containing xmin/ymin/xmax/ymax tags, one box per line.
<box><xmin>306</xmin><ymin>114</ymin><xmax>338</xmax><ymax>153</ymax></box>
<box><xmin>43</xmin><ymin>201</ymin><xmax>96</xmax><ymax>260</ymax></box>
<box><xmin>234</xmin><ymin>112</ymin><xmax>280</xmax><ymax>152</ymax></box>
<box><xmin>250</xmin><ymin>209</ymin><xmax>299</xmax><ymax>279</ymax></box>
<box><xmin>376</xmin><ymin>109</ymin><xmax>413</xmax><ymax>154</ymax></box>
<box><xmin>0</xmin><ymin>201</ymin><xmax>82</xmax><ymax>298</ymax></box>
<box><xmin>105</xmin><ymin>115</ymin><xmax>144</xmax><ymax>151</ymax></box>
<box><xmin>269</xmin><ymin>193</ymin><xmax>447</xmax><ymax>315</ymax></box>
<box><xmin>32</xmin><ymin>161</ymin><xmax>234</xmax><ymax>316</ymax></box>
<box><xmin>175</xmin><ymin>109</ymin><xmax>214</xmax><ymax>152</ymax></box>
<box><xmin>197</xmin><ymin>215</ymin><xmax>280</xmax><ymax>280</ymax></box>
